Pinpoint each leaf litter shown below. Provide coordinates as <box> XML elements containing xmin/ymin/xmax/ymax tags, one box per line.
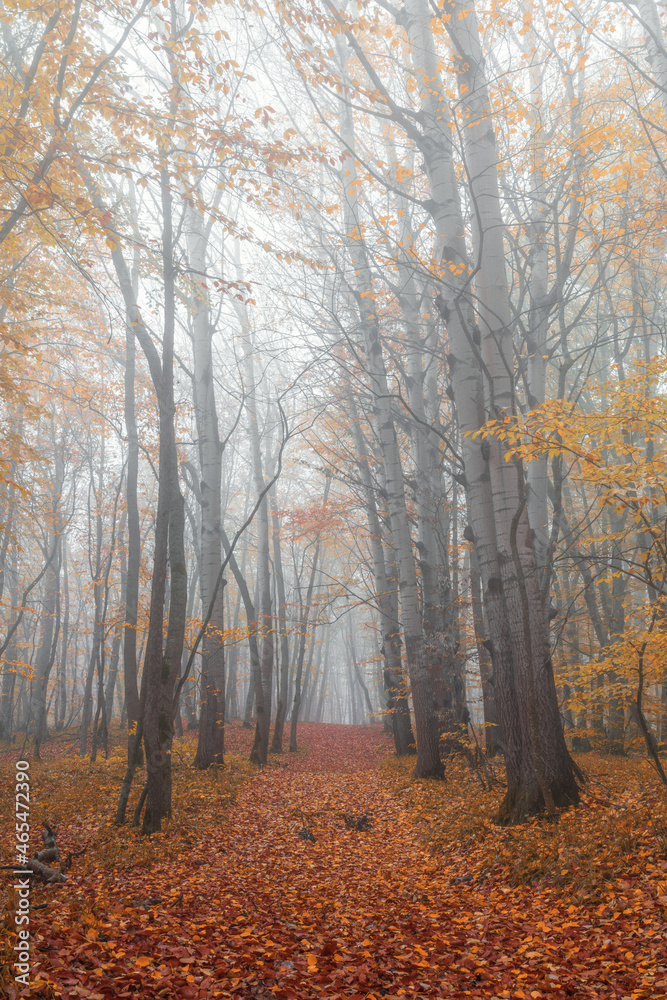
<box><xmin>1</xmin><ymin>721</ymin><xmax>667</xmax><ymax>999</ymax></box>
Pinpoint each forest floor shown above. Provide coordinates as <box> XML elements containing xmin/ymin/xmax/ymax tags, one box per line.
<box><xmin>1</xmin><ymin>722</ymin><xmax>667</xmax><ymax>999</ymax></box>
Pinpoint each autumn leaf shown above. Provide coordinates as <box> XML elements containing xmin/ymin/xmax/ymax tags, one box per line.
<box><xmin>1</xmin><ymin>723</ymin><xmax>665</xmax><ymax>1000</ymax></box>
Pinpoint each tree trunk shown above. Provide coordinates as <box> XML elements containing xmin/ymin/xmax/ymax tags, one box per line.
<box><xmin>346</xmin><ymin>625</ymin><xmax>374</xmax><ymax>721</ymax></box>
<box><xmin>232</xmin><ymin>267</ymin><xmax>274</xmax><ymax>766</ymax></box>
<box><xmin>188</xmin><ymin>205</ymin><xmax>225</xmax><ymax>770</ymax></box>
<box><xmin>55</xmin><ymin>535</ymin><xmax>69</xmax><ymax>730</ymax></box>
<box><xmin>270</xmin><ymin>500</ymin><xmax>291</xmax><ymax>752</ymax></box>
<box><xmin>347</xmin><ymin>364</ymin><xmax>416</xmax><ymax>754</ymax></box>
<box><xmin>123</xmin><ymin>257</ymin><xmax>141</xmax><ymax>756</ymax></box>
<box><xmin>32</xmin><ymin>438</ymin><xmax>64</xmax><ymax>754</ymax></box>
<box><xmin>225</xmin><ymin>541</ymin><xmax>246</xmax><ymax>721</ymax></box>
<box><xmin>290</xmin><ymin>484</ymin><xmax>329</xmax><ymax>752</ymax></box>
<box><xmin>336</xmin><ymin>36</ymin><xmax>442</xmax><ymax>777</ymax></box>
<box><xmin>393</xmin><ymin>165</ymin><xmax>464</xmax><ymax>735</ymax></box>
<box><xmin>141</xmin><ymin>153</ymin><xmax>188</xmax><ymax>833</ymax></box>
<box><xmin>80</xmin><ymin>438</ymin><xmax>108</xmax><ymax>757</ymax></box>
<box><xmin>0</xmin><ymin>551</ymin><xmax>20</xmax><ymax>739</ymax></box>
<box><xmin>220</xmin><ymin>526</ymin><xmax>263</xmax><ymax>744</ymax></box>
<box><xmin>441</xmin><ymin>0</ymin><xmax>581</xmax><ymax>819</ymax></box>
<box><xmin>637</xmin><ymin>0</ymin><xmax>667</xmax><ymax>118</ymax></box>
<box><xmin>31</xmin><ymin>538</ymin><xmax>61</xmax><ymax>755</ymax></box>
<box><xmin>100</xmin><ymin>172</ymin><xmax>186</xmax><ymax>830</ymax></box>
<box><xmin>469</xmin><ymin>544</ymin><xmax>500</xmax><ymax>754</ymax></box>
<box><xmin>179</xmin><ymin>556</ymin><xmax>200</xmax><ymax>730</ymax></box>
<box><xmin>395</xmin><ymin>0</ymin><xmax>580</xmax><ymax>816</ymax></box>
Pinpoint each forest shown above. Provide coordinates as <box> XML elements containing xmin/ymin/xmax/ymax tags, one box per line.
<box><xmin>1</xmin><ymin>0</ymin><xmax>667</xmax><ymax>996</ymax></box>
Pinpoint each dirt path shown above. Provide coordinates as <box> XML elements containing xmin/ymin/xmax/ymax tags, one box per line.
<box><xmin>21</xmin><ymin>723</ymin><xmax>667</xmax><ymax>999</ymax></box>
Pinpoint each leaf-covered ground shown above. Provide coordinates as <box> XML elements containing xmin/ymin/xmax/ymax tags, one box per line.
<box><xmin>2</xmin><ymin>722</ymin><xmax>667</xmax><ymax>999</ymax></box>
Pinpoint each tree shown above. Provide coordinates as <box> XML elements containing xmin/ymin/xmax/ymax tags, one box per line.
<box><xmin>334</xmin><ymin>34</ymin><xmax>442</xmax><ymax>778</ymax></box>
<box><xmin>187</xmin><ymin>204</ymin><xmax>226</xmax><ymax>771</ymax></box>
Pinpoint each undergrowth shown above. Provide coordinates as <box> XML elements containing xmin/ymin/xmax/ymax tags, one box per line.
<box><xmin>383</xmin><ymin>751</ymin><xmax>667</xmax><ymax>898</ymax></box>
<box><xmin>0</xmin><ymin>729</ymin><xmax>252</xmax><ymax>879</ymax></box>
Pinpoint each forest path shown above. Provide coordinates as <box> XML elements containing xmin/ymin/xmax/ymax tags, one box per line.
<box><xmin>19</xmin><ymin>722</ymin><xmax>666</xmax><ymax>1000</ymax></box>
<box><xmin>189</xmin><ymin>721</ymin><xmax>477</xmax><ymax>1000</ymax></box>
<box><xmin>139</xmin><ymin>722</ymin><xmax>650</xmax><ymax>1000</ymax></box>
